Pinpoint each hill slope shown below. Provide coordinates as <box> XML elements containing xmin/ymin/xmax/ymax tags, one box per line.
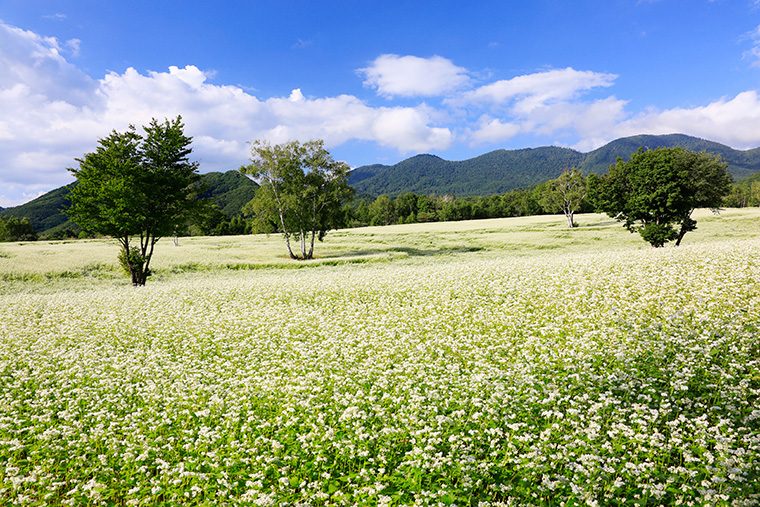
<box><xmin>0</xmin><ymin>171</ymin><xmax>257</xmax><ymax>236</ymax></box>
<box><xmin>350</xmin><ymin>134</ymin><xmax>760</xmax><ymax>197</ymax></box>
<box><xmin>580</xmin><ymin>134</ymin><xmax>760</xmax><ymax>179</ymax></box>
<box><xmin>351</xmin><ymin>148</ymin><xmax>585</xmax><ymax>197</ymax></box>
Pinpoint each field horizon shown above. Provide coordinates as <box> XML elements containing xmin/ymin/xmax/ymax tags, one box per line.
<box><xmin>2</xmin><ymin>208</ymin><xmax>759</xmax><ymax>288</ymax></box>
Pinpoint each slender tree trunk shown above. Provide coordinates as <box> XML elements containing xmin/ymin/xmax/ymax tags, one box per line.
<box><xmin>283</xmin><ymin>233</ymin><xmax>297</xmax><ymax>260</ymax></box>
<box><xmin>300</xmin><ymin>231</ymin><xmax>307</xmax><ymax>259</ymax></box>
<box><xmin>119</xmin><ymin>236</ymin><xmax>141</xmax><ymax>286</ymax></box>
<box><xmin>306</xmin><ymin>230</ymin><xmax>316</xmax><ymax>259</ymax></box>
<box><xmin>675</xmin><ymin>210</ymin><xmax>696</xmax><ymax>247</ymax></box>
<box><xmin>675</xmin><ymin>224</ymin><xmax>688</xmax><ymax>247</ymax></box>
<box><xmin>565</xmin><ymin>210</ymin><xmax>575</xmax><ymax>228</ymax></box>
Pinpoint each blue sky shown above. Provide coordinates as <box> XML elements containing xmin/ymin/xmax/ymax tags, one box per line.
<box><xmin>2</xmin><ymin>0</ymin><xmax>760</xmax><ymax>205</ymax></box>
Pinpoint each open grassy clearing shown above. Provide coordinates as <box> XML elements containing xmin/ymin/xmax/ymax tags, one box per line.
<box><xmin>0</xmin><ymin>209</ymin><xmax>758</xmax><ymax>505</ymax></box>
<box><xmin>0</xmin><ymin>209</ymin><xmax>758</xmax><ymax>289</ymax></box>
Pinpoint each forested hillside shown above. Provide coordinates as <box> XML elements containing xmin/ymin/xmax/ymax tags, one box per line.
<box><xmin>0</xmin><ymin>171</ymin><xmax>257</xmax><ymax>237</ymax></box>
<box><xmin>350</xmin><ymin>134</ymin><xmax>760</xmax><ymax>196</ymax></box>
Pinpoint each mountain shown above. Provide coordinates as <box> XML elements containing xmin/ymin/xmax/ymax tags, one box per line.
<box><xmin>350</xmin><ymin>134</ymin><xmax>760</xmax><ymax>197</ymax></box>
<box><xmin>0</xmin><ymin>171</ymin><xmax>257</xmax><ymax>236</ymax></box>
<box><xmin>0</xmin><ymin>183</ymin><xmax>76</xmax><ymax>233</ymax></box>
<box><xmin>351</xmin><ymin>148</ymin><xmax>585</xmax><ymax>197</ymax></box>
<box><xmin>579</xmin><ymin>134</ymin><xmax>760</xmax><ymax>179</ymax></box>
<box><xmin>196</xmin><ymin>171</ymin><xmax>259</xmax><ymax>217</ymax></box>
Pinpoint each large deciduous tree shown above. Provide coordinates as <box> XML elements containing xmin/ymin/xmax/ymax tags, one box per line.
<box><xmin>592</xmin><ymin>147</ymin><xmax>732</xmax><ymax>247</ymax></box>
<box><xmin>539</xmin><ymin>167</ymin><xmax>587</xmax><ymax>228</ymax></box>
<box><xmin>67</xmin><ymin>116</ymin><xmax>200</xmax><ymax>285</ymax></box>
<box><xmin>241</xmin><ymin>140</ymin><xmax>352</xmax><ymax>260</ymax></box>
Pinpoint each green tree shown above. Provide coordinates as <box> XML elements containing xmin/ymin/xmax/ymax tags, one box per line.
<box><xmin>241</xmin><ymin>139</ymin><xmax>352</xmax><ymax>260</ymax></box>
<box><xmin>594</xmin><ymin>147</ymin><xmax>732</xmax><ymax>247</ymax></box>
<box><xmin>67</xmin><ymin>116</ymin><xmax>200</xmax><ymax>285</ymax></box>
<box><xmin>0</xmin><ymin>216</ymin><xmax>38</xmax><ymax>242</ymax></box>
<box><xmin>368</xmin><ymin>195</ymin><xmax>397</xmax><ymax>226</ymax></box>
<box><xmin>539</xmin><ymin>168</ymin><xmax>587</xmax><ymax>228</ymax></box>
<box><xmin>394</xmin><ymin>192</ymin><xmax>418</xmax><ymax>223</ymax></box>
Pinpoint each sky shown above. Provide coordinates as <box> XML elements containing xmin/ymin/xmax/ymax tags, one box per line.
<box><xmin>2</xmin><ymin>0</ymin><xmax>760</xmax><ymax>206</ymax></box>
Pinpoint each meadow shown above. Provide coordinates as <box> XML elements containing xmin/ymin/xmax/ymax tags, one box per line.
<box><xmin>0</xmin><ymin>209</ymin><xmax>758</xmax><ymax>505</ymax></box>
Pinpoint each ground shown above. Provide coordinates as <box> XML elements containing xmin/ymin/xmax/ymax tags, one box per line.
<box><xmin>0</xmin><ymin>210</ymin><xmax>758</xmax><ymax>505</ymax></box>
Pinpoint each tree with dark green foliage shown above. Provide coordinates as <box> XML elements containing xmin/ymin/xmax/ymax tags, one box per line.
<box><xmin>539</xmin><ymin>168</ymin><xmax>587</xmax><ymax>228</ymax></box>
<box><xmin>67</xmin><ymin>116</ymin><xmax>200</xmax><ymax>285</ymax></box>
<box><xmin>592</xmin><ymin>147</ymin><xmax>732</xmax><ymax>247</ymax></box>
<box><xmin>724</xmin><ymin>173</ymin><xmax>760</xmax><ymax>208</ymax></box>
<box><xmin>0</xmin><ymin>216</ymin><xmax>37</xmax><ymax>241</ymax></box>
<box><xmin>368</xmin><ymin>195</ymin><xmax>397</xmax><ymax>226</ymax></box>
<box><xmin>241</xmin><ymin>139</ymin><xmax>352</xmax><ymax>260</ymax></box>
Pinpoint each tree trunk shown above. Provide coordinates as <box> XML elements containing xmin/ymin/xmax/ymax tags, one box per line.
<box><xmin>565</xmin><ymin>210</ymin><xmax>575</xmax><ymax>228</ymax></box>
<box><xmin>306</xmin><ymin>230</ymin><xmax>316</xmax><ymax>260</ymax></box>
<box><xmin>674</xmin><ymin>212</ymin><xmax>696</xmax><ymax>247</ymax></box>
<box><xmin>119</xmin><ymin>236</ymin><xmax>140</xmax><ymax>286</ymax></box>
<box><xmin>675</xmin><ymin>227</ymin><xmax>687</xmax><ymax>247</ymax></box>
<box><xmin>283</xmin><ymin>233</ymin><xmax>297</xmax><ymax>260</ymax></box>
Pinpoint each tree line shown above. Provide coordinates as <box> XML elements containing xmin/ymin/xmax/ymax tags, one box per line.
<box><xmin>0</xmin><ymin>116</ymin><xmax>740</xmax><ymax>284</ymax></box>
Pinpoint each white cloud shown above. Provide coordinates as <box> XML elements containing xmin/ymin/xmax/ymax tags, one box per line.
<box><xmin>65</xmin><ymin>38</ymin><xmax>81</xmax><ymax>57</ymax></box>
<box><xmin>744</xmin><ymin>24</ymin><xmax>760</xmax><ymax>67</ymax></box>
<box><xmin>460</xmin><ymin>67</ymin><xmax>617</xmax><ymax>110</ymax></box>
<box><xmin>42</xmin><ymin>13</ymin><xmax>67</xmax><ymax>21</ymax></box>
<box><xmin>464</xmin><ymin>68</ymin><xmax>626</xmax><ymax>147</ymax></box>
<box><xmin>469</xmin><ymin>116</ymin><xmax>521</xmax><ymax>144</ymax></box>
<box><xmin>0</xmin><ymin>22</ymin><xmax>452</xmax><ymax>205</ymax></box>
<box><xmin>371</xmin><ymin>108</ymin><xmax>452</xmax><ymax>152</ymax></box>
<box><xmin>0</xmin><ymin>22</ymin><xmax>96</xmax><ymax>106</ymax></box>
<box><xmin>613</xmin><ymin>91</ymin><xmax>760</xmax><ymax>149</ymax></box>
<box><xmin>360</xmin><ymin>54</ymin><xmax>470</xmax><ymax>98</ymax></box>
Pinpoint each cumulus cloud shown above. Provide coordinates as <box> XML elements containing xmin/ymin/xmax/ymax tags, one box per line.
<box><xmin>0</xmin><ymin>22</ymin><xmax>452</xmax><ymax>205</ymax></box>
<box><xmin>460</xmin><ymin>67</ymin><xmax>617</xmax><ymax>109</ymax></box>
<box><xmin>0</xmin><ymin>22</ymin><xmax>96</xmax><ymax>105</ymax></box>
<box><xmin>360</xmin><ymin>54</ymin><xmax>470</xmax><ymax>98</ymax></box>
<box><xmin>464</xmin><ymin>68</ymin><xmax>626</xmax><ymax>146</ymax></box>
<box><xmin>613</xmin><ymin>91</ymin><xmax>760</xmax><ymax>149</ymax></box>
<box><xmin>469</xmin><ymin>117</ymin><xmax>521</xmax><ymax>144</ymax></box>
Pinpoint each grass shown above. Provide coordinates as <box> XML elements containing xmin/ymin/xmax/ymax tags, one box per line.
<box><xmin>0</xmin><ymin>209</ymin><xmax>758</xmax><ymax>505</ymax></box>
<box><xmin>1</xmin><ymin>209</ymin><xmax>758</xmax><ymax>286</ymax></box>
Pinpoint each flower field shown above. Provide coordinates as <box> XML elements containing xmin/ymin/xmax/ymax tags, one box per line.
<box><xmin>0</xmin><ymin>211</ymin><xmax>758</xmax><ymax>505</ymax></box>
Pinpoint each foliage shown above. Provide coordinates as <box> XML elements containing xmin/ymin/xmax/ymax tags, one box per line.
<box><xmin>117</xmin><ymin>245</ymin><xmax>150</xmax><ymax>277</ymax></box>
<box><xmin>67</xmin><ymin>116</ymin><xmax>200</xmax><ymax>285</ymax></box>
<box><xmin>241</xmin><ymin>139</ymin><xmax>352</xmax><ymax>260</ymax></box>
<box><xmin>0</xmin><ymin>216</ymin><xmax>37</xmax><ymax>241</ymax></box>
<box><xmin>1</xmin><ymin>171</ymin><xmax>255</xmax><ymax>239</ymax></box>
<box><xmin>195</xmin><ymin>171</ymin><xmax>258</xmax><ymax>217</ymax></box>
<box><xmin>539</xmin><ymin>167</ymin><xmax>587</xmax><ymax>227</ymax></box>
<box><xmin>724</xmin><ymin>172</ymin><xmax>760</xmax><ymax>207</ymax></box>
<box><xmin>592</xmin><ymin>147</ymin><xmax>732</xmax><ymax>247</ymax></box>
<box><xmin>347</xmin><ymin>184</ymin><xmax>571</xmax><ymax>227</ymax></box>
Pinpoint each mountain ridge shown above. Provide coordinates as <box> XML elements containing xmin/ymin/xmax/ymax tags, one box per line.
<box><xmin>350</xmin><ymin>133</ymin><xmax>760</xmax><ymax>196</ymax></box>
